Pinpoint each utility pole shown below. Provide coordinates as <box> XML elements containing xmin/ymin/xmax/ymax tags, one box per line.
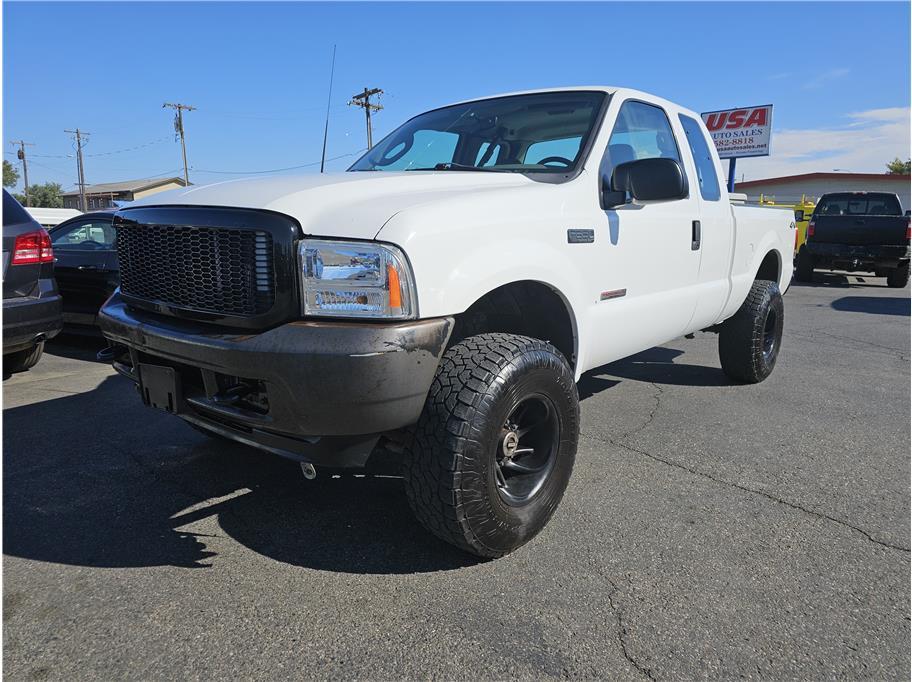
<box><xmin>9</xmin><ymin>140</ymin><xmax>34</xmax><ymax>206</ymax></box>
<box><xmin>64</xmin><ymin>128</ymin><xmax>89</xmax><ymax>212</ymax></box>
<box><xmin>163</xmin><ymin>102</ymin><xmax>196</xmax><ymax>184</ymax></box>
<box><xmin>348</xmin><ymin>87</ymin><xmax>383</xmax><ymax>149</ymax></box>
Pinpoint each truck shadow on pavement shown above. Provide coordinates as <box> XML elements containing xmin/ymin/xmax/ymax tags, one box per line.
<box><xmin>830</xmin><ymin>296</ymin><xmax>910</xmax><ymax>316</ymax></box>
<box><xmin>3</xmin><ymin>376</ymin><xmax>478</xmax><ymax>575</ymax></box>
<box><xmin>579</xmin><ymin>346</ymin><xmax>730</xmax><ymax>396</ymax></box>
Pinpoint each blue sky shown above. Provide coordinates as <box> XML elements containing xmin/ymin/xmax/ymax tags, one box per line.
<box><xmin>4</xmin><ymin>1</ymin><xmax>910</xmax><ymax>191</ymax></box>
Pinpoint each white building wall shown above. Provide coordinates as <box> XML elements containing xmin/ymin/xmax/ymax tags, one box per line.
<box><xmin>739</xmin><ymin>176</ymin><xmax>910</xmax><ymax>211</ymax></box>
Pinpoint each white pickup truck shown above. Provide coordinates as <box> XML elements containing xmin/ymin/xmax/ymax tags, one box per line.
<box><xmin>99</xmin><ymin>87</ymin><xmax>795</xmax><ymax>557</ymax></box>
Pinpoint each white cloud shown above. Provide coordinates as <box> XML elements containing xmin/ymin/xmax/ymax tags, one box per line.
<box><xmin>802</xmin><ymin>67</ymin><xmax>850</xmax><ymax>90</ymax></box>
<box><xmin>735</xmin><ymin>107</ymin><xmax>911</xmax><ymax>180</ymax></box>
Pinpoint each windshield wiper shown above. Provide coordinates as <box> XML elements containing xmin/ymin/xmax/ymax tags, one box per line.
<box><xmin>406</xmin><ymin>163</ymin><xmax>503</xmax><ymax>172</ymax></box>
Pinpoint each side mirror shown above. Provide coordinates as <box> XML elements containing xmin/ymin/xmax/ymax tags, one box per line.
<box><xmin>601</xmin><ymin>157</ymin><xmax>688</xmax><ymax>209</ymax></box>
<box><xmin>794</xmin><ymin>209</ymin><xmax>805</xmax><ymax>222</ymax></box>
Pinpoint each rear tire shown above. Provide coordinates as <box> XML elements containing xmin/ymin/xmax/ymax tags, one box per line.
<box><xmin>887</xmin><ymin>263</ymin><xmax>909</xmax><ymax>288</ymax></box>
<box><xmin>403</xmin><ymin>333</ymin><xmax>579</xmax><ymax>558</ymax></box>
<box><xmin>719</xmin><ymin>280</ymin><xmax>783</xmax><ymax>384</ymax></box>
<box><xmin>795</xmin><ymin>248</ymin><xmax>814</xmax><ymax>282</ymax></box>
<box><xmin>4</xmin><ymin>342</ymin><xmax>45</xmax><ymax>375</ymax></box>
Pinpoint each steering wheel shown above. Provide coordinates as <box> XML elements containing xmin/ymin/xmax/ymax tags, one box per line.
<box><xmin>536</xmin><ymin>156</ymin><xmax>573</xmax><ymax>168</ymax></box>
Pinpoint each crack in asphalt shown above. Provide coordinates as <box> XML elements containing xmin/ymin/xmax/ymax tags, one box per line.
<box><xmin>790</xmin><ymin>328</ymin><xmax>907</xmax><ymax>361</ymax></box>
<box><xmin>584</xmin><ymin>429</ymin><xmax>911</xmax><ymax>554</ymax></box>
<box><xmin>605</xmin><ymin>576</ymin><xmax>657</xmax><ymax>681</ymax></box>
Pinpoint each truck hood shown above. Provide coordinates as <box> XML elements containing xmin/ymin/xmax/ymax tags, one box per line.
<box><xmin>128</xmin><ymin>171</ymin><xmax>537</xmax><ymax>240</ymax></box>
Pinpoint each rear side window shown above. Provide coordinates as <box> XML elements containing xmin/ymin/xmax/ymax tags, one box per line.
<box><xmin>815</xmin><ymin>194</ymin><xmax>902</xmax><ymax>216</ymax></box>
<box><xmin>3</xmin><ymin>190</ymin><xmax>33</xmax><ymax>227</ymax></box>
<box><xmin>678</xmin><ymin>115</ymin><xmax>721</xmax><ymax>201</ymax></box>
<box><xmin>51</xmin><ymin>220</ymin><xmax>116</xmax><ymax>249</ymax></box>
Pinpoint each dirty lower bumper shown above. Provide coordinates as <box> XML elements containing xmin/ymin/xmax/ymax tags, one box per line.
<box><xmin>805</xmin><ymin>243</ymin><xmax>910</xmax><ymax>268</ymax></box>
<box><xmin>3</xmin><ymin>294</ymin><xmax>63</xmax><ymax>354</ymax></box>
<box><xmin>99</xmin><ymin>294</ymin><xmax>453</xmax><ymax>466</ymax></box>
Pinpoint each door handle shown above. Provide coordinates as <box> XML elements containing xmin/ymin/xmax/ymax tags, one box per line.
<box><xmin>691</xmin><ymin>220</ymin><xmax>701</xmax><ymax>251</ymax></box>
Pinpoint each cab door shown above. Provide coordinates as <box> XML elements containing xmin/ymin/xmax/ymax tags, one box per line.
<box><xmin>49</xmin><ymin>217</ymin><xmax>117</xmax><ymax>324</ymax></box>
<box><xmin>581</xmin><ymin>99</ymin><xmax>702</xmax><ymax>367</ymax></box>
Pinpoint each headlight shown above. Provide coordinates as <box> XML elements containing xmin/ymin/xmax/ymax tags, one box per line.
<box><xmin>299</xmin><ymin>239</ymin><xmax>417</xmax><ymax>319</ymax></box>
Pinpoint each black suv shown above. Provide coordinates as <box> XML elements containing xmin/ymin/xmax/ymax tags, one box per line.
<box><xmin>3</xmin><ymin>191</ymin><xmax>63</xmax><ymax>373</ymax></box>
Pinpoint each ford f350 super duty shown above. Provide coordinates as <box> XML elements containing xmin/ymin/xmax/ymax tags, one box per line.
<box><xmin>99</xmin><ymin>88</ymin><xmax>795</xmax><ymax>557</ymax></box>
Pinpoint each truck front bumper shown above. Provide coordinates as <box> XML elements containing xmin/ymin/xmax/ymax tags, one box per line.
<box><xmin>99</xmin><ymin>293</ymin><xmax>454</xmax><ymax>466</ymax></box>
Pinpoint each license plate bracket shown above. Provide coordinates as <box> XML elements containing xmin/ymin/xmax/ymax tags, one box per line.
<box><xmin>138</xmin><ymin>363</ymin><xmax>182</xmax><ymax>413</ymax></box>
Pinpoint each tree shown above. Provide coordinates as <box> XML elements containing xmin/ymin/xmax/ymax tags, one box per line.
<box><xmin>13</xmin><ymin>182</ymin><xmax>63</xmax><ymax>208</ymax></box>
<box><xmin>885</xmin><ymin>157</ymin><xmax>911</xmax><ymax>175</ymax></box>
<box><xmin>3</xmin><ymin>160</ymin><xmax>19</xmax><ymax>188</ymax></box>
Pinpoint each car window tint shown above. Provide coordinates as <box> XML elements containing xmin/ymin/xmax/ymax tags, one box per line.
<box><xmin>52</xmin><ymin>220</ymin><xmax>115</xmax><ymax>248</ymax></box>
<box><xmin>678</xmin><ymin>114</ymin><xmax>721</xmax><ymax>201</ymax></box>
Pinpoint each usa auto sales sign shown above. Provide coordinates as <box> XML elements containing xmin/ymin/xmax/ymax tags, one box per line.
<box><xmin>700</xmin><ymin>105</ymin><xmax>773</xmax><ymax>159</ymax></box>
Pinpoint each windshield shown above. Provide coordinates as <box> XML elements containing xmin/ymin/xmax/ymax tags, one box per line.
<box><xmin>349</xmin><ymin>91</ymin><xmax>607</xmax><ymax>175</ymax></box>
<box><xmin>815</xmin><ymin>193</ymin><xmax>903</xmax><ymax>216</ymax></box>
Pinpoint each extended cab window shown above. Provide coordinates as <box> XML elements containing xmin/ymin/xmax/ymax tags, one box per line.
<box><xmin>52</xmin><ymin>220</ymin><xmax>116</xmax><ymax>249</ymax></box>
<box><xmin>602</xmin><ymin>100</ymin><xmax>681</xmax><ymax>176</ymax></box>
<box><xmin>678</xmin><ymin>114</ymin><xmax>721</xmax><ymax>201</ymax></box>
<box><xmin>815</xmin><ymin>194</ymin><xmax>902</xmax><ymax>216</ymax></box>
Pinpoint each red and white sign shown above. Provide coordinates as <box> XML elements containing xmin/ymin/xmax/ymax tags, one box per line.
<box><xmin>700</xmin><ymin>104</ymin><xmax>773</xmax><ymax>159</ymax></box>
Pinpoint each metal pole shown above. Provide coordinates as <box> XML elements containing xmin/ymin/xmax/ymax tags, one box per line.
<box><xmin>727</xmin><ymin>158</ymin><xmax>737</xmax><ymax>193</ymax></box>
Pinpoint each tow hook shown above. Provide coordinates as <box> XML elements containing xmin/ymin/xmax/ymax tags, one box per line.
<box><xmin>300</xmin><ymin>462</ymin><xmax>317</xmax><ymax>480</ymax></box>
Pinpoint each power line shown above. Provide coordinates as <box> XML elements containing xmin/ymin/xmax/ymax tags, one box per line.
<box><xmin>348</xmin><ymin>87</ymin><xmax>383</xmax><ymax>149</ymax></box>
<box><xmin>163</xmin><ymin>102</ymin><xmax>196</xmax><ymax>184</ymax></box>
<box><xmin>8</xmin><ymin>140</ymin><xmax>34</xmax><ymax>206</ymax></box>
<box><xmin>192</xmin><ymin>148</ymin><xmax>366</xmax><ymax>175</ymax></box>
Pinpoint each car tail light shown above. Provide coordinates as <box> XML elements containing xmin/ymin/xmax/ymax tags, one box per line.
<box><xmin>11</xmin><ymin>229</ymin><xmax>54</xmax><ymax>265</ymax></box>
<box><xmin>807</xmin><ymin>221</ymin><xmax>815</xmax><ymax>238</ymax></box>
<box><xmin>906</xmin><ymin>218</ymin><xmax>910</xmax><ymax>241</ymax></box>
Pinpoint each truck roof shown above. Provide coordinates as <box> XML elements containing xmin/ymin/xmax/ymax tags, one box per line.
<box><xmin>443</xmin><ymin>86</ymin><xmax>703</xmax><ymax>124</ymax></box>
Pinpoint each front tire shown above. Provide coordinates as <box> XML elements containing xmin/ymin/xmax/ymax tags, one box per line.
<box><xmin>404</xmin><ymin>333</ymin><xmax>579</xmax><ymax>558</ymax></box>
<box><xmin>4</xmin><ymin>342</ymin><xmax>45</xmax><ymax>375</ymax></box>
<box><xmin>719</xmin><ymin>280</ymin><xmax>784</xmax><ymax>384</ymax></box>
<box><xmin>887</xmin><ymin>263</ymin><xmax>909</xmax><ymax>288</ymax></box>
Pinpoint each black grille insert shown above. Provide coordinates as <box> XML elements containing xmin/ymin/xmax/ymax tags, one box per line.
<box><xmin>117</xmin><ymin>223</ymin><xmax>275</xmax><ymax>317</ymax></box>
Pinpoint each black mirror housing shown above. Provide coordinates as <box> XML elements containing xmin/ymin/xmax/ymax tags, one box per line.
<box><xmin>604</xmin><ymin>157</ymin><xmax>688</xmax><ymax>206</ymax></box>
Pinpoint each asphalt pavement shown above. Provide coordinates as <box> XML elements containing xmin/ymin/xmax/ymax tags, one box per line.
<box><xmin>3</xmin><ymin>272</ymin><xmax>910</xmax><ymax>680</ymax></box>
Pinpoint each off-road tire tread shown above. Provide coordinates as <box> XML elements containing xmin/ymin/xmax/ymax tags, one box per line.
<box><xmin>403</xmin><ymin>333</ymin><xmax>576</xmax><ymax>558</ymax></box>
<box><xmin>719</xmin><ymin>279</ymin><xmax>782</xmax><ymax>384</ymax></box>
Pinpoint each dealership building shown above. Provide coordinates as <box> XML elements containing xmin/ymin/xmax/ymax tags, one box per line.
<box><xmin>735</xmin><ymin>172</ymin><xmax>911</xmax><ymax>211</ymax></box>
